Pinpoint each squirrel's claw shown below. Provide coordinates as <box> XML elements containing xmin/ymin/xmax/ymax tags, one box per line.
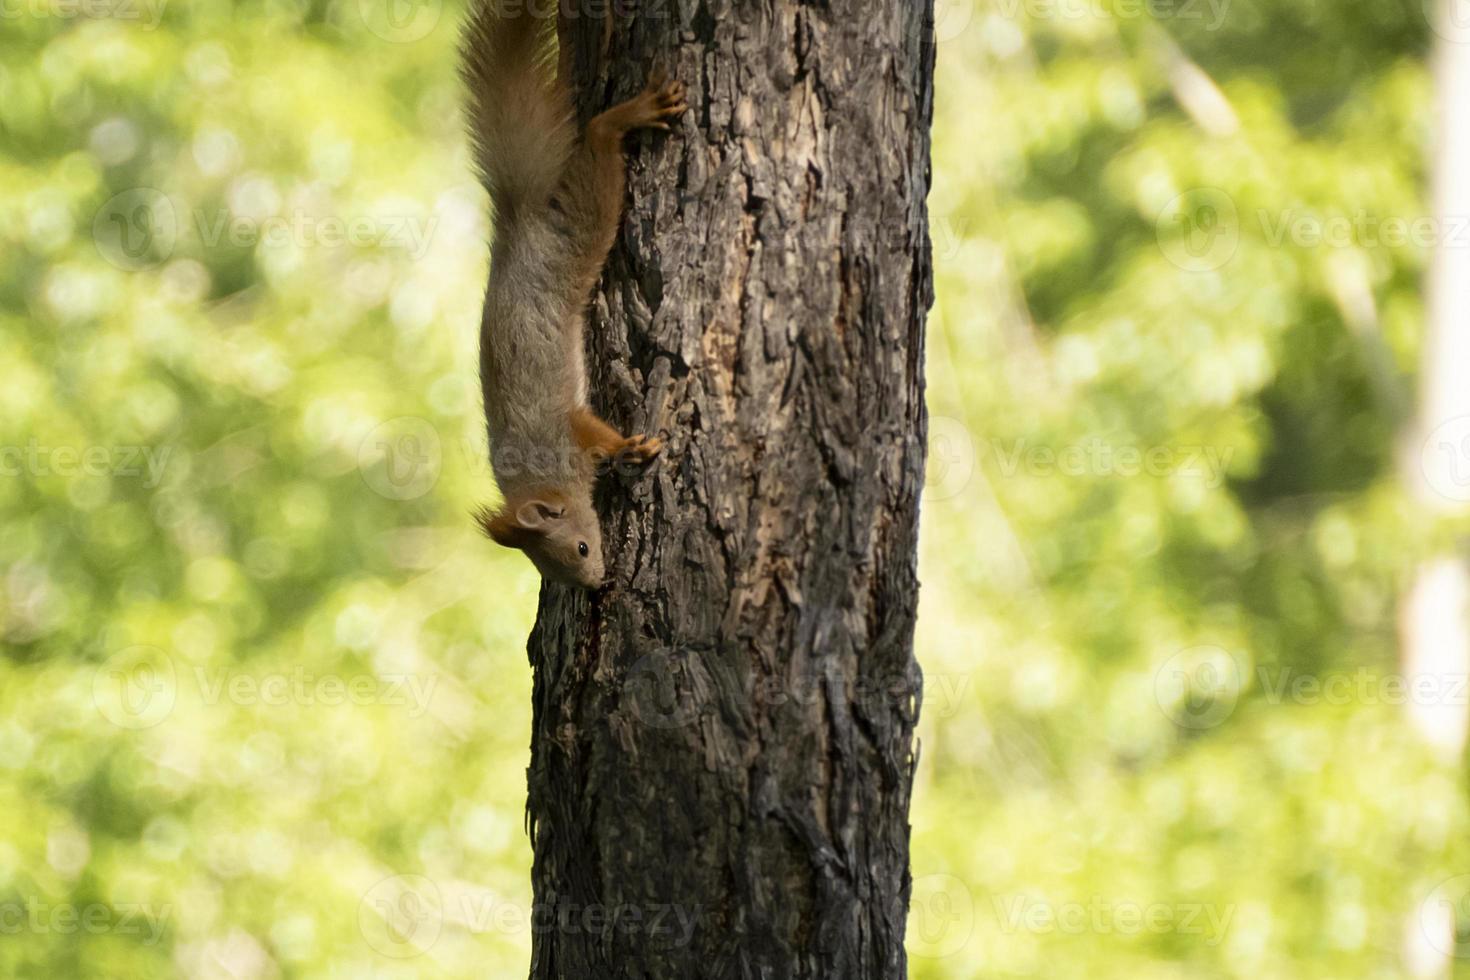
<box><xmin>618</xmin><ymin>434</ymin><xmax>663</xmax><ymax>465</ymax></box>
<box><xmin>596</xmin><ymin>434</ymin><xmax>662</xmax><ymax>475</ymax></box>
<box><xmin>636</xmin><ymin>73</ymin><xmax>687</xmax><ymax>128</ymax></box>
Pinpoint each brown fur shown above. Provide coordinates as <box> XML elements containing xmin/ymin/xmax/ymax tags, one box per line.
<box><xmin>460</xmin><ymin>1</ymin><xmax>685</xmax><ymax>589</ymax></box>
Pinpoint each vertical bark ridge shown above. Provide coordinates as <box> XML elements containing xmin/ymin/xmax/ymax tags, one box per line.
<box><xmin>525</xmin><ymin>3</ymin><xmax>934</xmax><ymax>977</ymax></box>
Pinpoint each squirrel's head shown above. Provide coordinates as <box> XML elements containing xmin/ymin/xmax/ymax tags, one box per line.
<box><xmin>476</xmin><ymin>491</ymin><xmax>605</xmax><ymax>590</ymax></box>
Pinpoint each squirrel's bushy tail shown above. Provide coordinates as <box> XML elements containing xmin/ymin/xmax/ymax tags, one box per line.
<box><xmin>460</xmin><ymin>1</ymin><xmax>574</xmax><ymax>224</ymax></box>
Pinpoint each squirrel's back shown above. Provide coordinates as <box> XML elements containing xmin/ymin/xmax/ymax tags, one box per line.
<box><xmin>460</xmin><ymin>1</ymin><xmax>575</xmax><ymax>226</ymax></box>
<box><xmin>462</xmin><ymin>0</ymin><xmax>586</xmax><ymax>493</ymax></box>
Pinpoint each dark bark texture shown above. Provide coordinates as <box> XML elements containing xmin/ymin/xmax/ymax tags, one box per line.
<box><xmin>525</xmin><ymin>2</ymin><xmax>934</xmax><ymax>977</ymax></box>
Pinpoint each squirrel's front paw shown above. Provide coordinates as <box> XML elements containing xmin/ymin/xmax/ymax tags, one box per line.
<box><xmin>632</xmin><ymin>72</ymin><xmax>687</xmax><ymax>130</ymax></box>
<box><xmin>614</xmin><ymin>434</ymin><xmax>662</xmax><ymax>466</ymax></box>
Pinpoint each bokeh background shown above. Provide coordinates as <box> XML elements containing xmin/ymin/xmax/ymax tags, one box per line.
<box><xmin>5</xmin><ymin>0</ymin><xmax>1470</xmax><ymax>976</ymax></box>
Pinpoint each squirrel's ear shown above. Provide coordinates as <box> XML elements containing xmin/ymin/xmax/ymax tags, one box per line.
<box><xmin>476</xmin><ymin>505</ymin><xmax>534</xmax><ymax>548</ymax></box>
<box><xmin>515</xmin><ymin>500</ymin><xmax>565</xmax><ymax>530</ymax></box>
<box><xmin>474</xmin><ymin>499</ymin><xmax>564</xmax><ymax>548</ymax></box>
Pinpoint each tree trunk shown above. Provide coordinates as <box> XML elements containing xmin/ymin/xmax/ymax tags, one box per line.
<box><xmin>523</xmin><ymin>3</ymin><xmax>934</xmax><ymax>978</ymax></box>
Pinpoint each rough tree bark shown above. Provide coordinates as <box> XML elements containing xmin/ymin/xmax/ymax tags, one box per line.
<box><xmin>524</xmin><ymin>2</ymin><xmax>934</xmax><ymax>977</ymax></box>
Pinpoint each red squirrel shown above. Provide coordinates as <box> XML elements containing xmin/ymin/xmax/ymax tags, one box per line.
<box><xmin>460</xmin><ymin>1</ymin><xmax>685</xmax><ymax>589</ymax></box>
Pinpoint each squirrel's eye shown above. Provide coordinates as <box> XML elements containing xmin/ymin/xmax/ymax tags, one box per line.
<box><xmin>577</xmin><ymin>542</ymin><xmax>589</xmax><ymax>558</ymax></box>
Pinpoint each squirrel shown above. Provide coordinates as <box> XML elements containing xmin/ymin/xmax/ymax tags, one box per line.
<box><xmin>460</xmin><ymin>1</ymin><xmax>686</xmax><ymax>590</ymax></box>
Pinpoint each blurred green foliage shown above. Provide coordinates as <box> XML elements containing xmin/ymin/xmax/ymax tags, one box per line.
<box><xmin>0</xmin><ymin>0</ymin><xmax>1464</xmax><ymax>977</ymax></box>
<box><xmin>917</xmin><ymin>0</ymin><xmax>1470</xmax><ymax>977</ymax></box>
